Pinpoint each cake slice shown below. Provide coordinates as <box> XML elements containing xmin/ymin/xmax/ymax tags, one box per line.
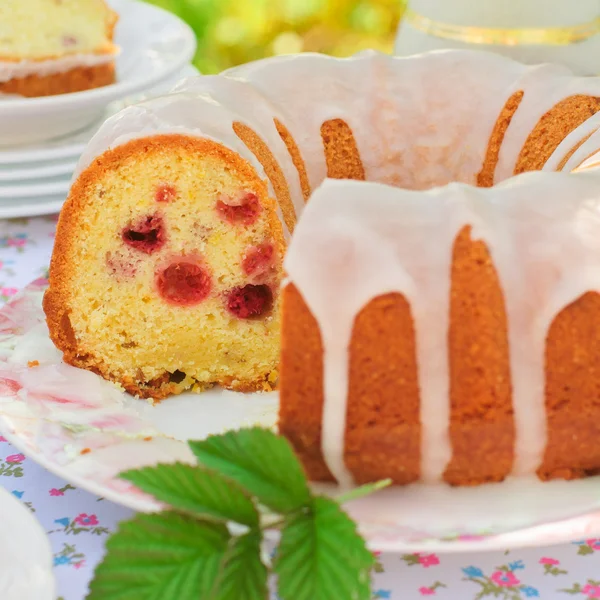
<box><xmin>44</xmin><ymin>133</ymin><xmax>285</xmax><ymax>400</ymax></box>
<box><xmin>0</xmin><ymin>0</ymin><xmax>118</xmax><ymax>97</ymax></box>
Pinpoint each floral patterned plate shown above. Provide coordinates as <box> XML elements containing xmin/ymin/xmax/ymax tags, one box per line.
<box><xmin>2</xmin><ymin>280</ymin><xmax>600</xmax><ymax>553</ymax></box>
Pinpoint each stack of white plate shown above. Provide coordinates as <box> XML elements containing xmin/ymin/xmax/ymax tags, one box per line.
<box><xmin>0</xmin><ymin>126</ymin><xmax>91</xmax><ymax>219</ymax></box>
<box><xmin>0</xmin><ymin>0</ymin><xmax>198</xmax><ymax>219</ymax></box>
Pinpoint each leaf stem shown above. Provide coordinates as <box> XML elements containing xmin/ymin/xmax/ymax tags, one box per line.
<box><xmin>335</xmin><ymin>479</ymin><xmax>392</xmax><ymax>504</ymax></box>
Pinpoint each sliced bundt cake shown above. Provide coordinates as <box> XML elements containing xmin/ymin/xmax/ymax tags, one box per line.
<box><xmin>0</xmin><ymin>0</ymin><xmax>118</xmax><ymax>97</ymax></box>
<box><xmin>44</xmin><ymin>49</ymin><xmax>600</xmax><ymax>490</ymax></box>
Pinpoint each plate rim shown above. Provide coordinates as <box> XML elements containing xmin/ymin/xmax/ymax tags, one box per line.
<box><xmin>2</xmin><ymin>403</ymin><xmax>599</xmax><ymax>554</ymax></box>
<box><xmin>0</xmin><ymin>160</ymin><xmax>78</xmax><ymax>182</ymax></box>
<box><xmin>1</xmin><ymin>281</ymin><xmax>599</xmax><ymax>554</ymax></box>
<box><xmin>0</xmin><ymin>141</ymin><xmax>88</xmax><ymax>165</ymax></box>
<box><xmin>0</xmin><ymin>179</ymin><xmax>70</xmax><ymax>199</ymax></box>
<box><xmin>0</xmin><ymin>196</ymin><xmax>64</xmax><ymax>219</ymax></box>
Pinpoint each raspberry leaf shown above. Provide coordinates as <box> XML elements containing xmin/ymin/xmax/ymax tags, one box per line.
<box><xmin>210</xmin><ymin>531</ymin><xmax>268</xmax><ymax>600</ymax></box>
<box><xmin>120</xmin><ymin>462</ymin><xmax>258</xmax><ymax>526</ymax></box>
<box><xmin>88</xmin><ymin>511</ymin><xmax>229</xmax><ymax>600</ymax></box>
<box><xmin>274</xmin><ymin>496</ymin><xmax>374</xmax><ymax>600</ymax></box>
<box><xmin>189</xmin><ymin>427</ymin><xmax>311</xmax><ymax>513</ymax></box>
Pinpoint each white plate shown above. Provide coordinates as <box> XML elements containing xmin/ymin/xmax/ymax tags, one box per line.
<box><xmin>0</xmin><ymin>177</ymin><xmax>70</xmax><ymax>199</ymax></box>
<box><xmin>3</xmin><ymin>281</ymin><xmax>600</xmax><ymax>554</ymax></box>
<box><xmin>0</xmin><ymin>63</ymin><xmax>201</xmax><ymax>167</ymax></box>
<box><xmin>0</xmin><ymin>64</ymin><xmax>200</xmax><ymax>217</ymax></box>
<box><xmin>0</xmin><ymin>127</ymin><xmax>91</xmax><ymax>165</ymax></box>
<box><xmin>0</xmin><ymin>159</ymin><xmax>77</xmax><ymax>182</ymax></box>
<box><xmin>0</xmin><ymin>0</ymin><xmax>196</xmax><ymax>146</ymax></box>
<box><xmin>0</xmin><ymin>487</ymin><xmax>55</xmax><ymax>600</ymax></box>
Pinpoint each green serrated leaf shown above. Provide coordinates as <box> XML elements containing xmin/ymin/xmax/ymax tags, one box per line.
<box><xmin>189</xmin><ymin>427</ymin><xmax>311</xmax><ymax>513</ymax></box>
<box><xmin>120</xmin><ymin>462</ymin><xmax>258</xmax><ymax>526</ymax></box>
<box><xmin>210</xmin><ymin>531</ymin><xmax>268</xmax><ymax>600</ymax></box>
<box><xmin>578</xmin><ymin>545</ymin><xmax>594</xmax><ymax>556</ymax></box>
<box><xmin>88</xmin><ymin>511</ymin><xmax>229</xmax><ymax>600</ymax></box>
<box><xmin>274</xmin><ymin>496</ymin><xmax>374</xmax><ymax>600</ymax></box>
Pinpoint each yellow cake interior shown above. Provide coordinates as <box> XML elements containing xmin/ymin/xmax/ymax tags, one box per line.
<box><xmin>45</xmin><ymin>136</ymin><xmax>285</xmax><ymax>398</ymax></box>
<box><xmin>0</xmin><ymin>0</ymin><xmax>117</xmax><ymax>61</ymax></box>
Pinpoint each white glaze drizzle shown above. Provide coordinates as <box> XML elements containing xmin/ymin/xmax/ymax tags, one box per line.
<box><xmin>0</xmin><ymin>51</ymin><xmax>118</xmax><ymax>83</ymax></box>
<box><xmin>227</xmin><ymin>50</ymin><xmax>525</xmax><ymax>190</ymax></box>
<box><xmin>75</xmin><ymin>93</ymin><xmax>292</xmax><ymax>238</ymax></box>
<box><xmin>573</xmin><ymin>149</ymin><xmax>600</xmax><ymax>173</ymax></box>
<box><xmin>286</xmin><ymin>172</ymin><xmax>600</xmax><ymax>485</ymax></box>
<box><xmin>544</xmin><ymin>111</ymin><xmax>600</xmax><ymax>172</ymax></box>
<box><xmin>496</xmin><ymin>64</ymin><xmax>600</xmax><ymax>181</ymax></box>
<box><xmin>172</xmin><ymin>76</ymin><xmax>306</xmax><ymax>224</ymax></box>
<box><xmin>555</xmin><ymin>127</ymin><xmax>600</xmax><ymax>173</ymax></box>
<box><xmin>75</xmin><ymin>49</ymin><xmax>600</xmax><ymax>485</ymax></box>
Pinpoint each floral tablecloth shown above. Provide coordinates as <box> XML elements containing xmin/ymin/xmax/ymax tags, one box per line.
<box><xmin>0</xmin><ymin>215</ymin><xmax>600</xmax><ymax>600</ymax></box>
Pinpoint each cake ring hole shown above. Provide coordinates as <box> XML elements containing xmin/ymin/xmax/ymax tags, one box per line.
<box><xmin>226</xmin><ymin>284</ymin><xmax>273</xmax><ymax>319</ymax></box>
<box><xmin>156</xmin><ymin>261</ymin><xmax>212</xmax><ymax>306</ymax></box>
<box><xmin>216</xmin><ymin>191</ymin><xmax>261</xmax><ymax>225</ymax></box>
<box><xmin>122</xmin><ymin>214</ymin><xmax>165</xmax><ymax>254</ymax></box>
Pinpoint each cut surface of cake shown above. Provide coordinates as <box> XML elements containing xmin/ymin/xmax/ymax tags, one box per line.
<box><xmin>0</xmin><ymin>0</ymin><xmax>118</xmax><ymax>97</ymax></box>
<box><xmin>45</xmin><ymin>133</ymin><xmax>285</xmax><ymax>399</ymax></box>
<box><xmin>45</xmin><ymin>49</ymin><xmax>600</xmax><ymax>484</ymax></box>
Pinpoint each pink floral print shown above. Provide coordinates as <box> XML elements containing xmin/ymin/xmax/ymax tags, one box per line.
<box><xmin>540</xmin><ymin>557</ymin><xmax>560</xmax><ymax>565</ymax></box>
<box><xmin>418</xmin><ymin>554</ymin><xmax>440</xmax><ymax>568</ymax></box>
<box><xmin>583</xmin><ymin>584</ymin><xmax>600</xmax><ymax>598</ymax></box>
<box><xmin>5</xmin><ymin>453</ymin><xmax>24</xmax><ymax>463</ymax></box>
<box><xmin>491</xmin><ymin>571</ymin><xmax>520</xmax><ymax>587</ymax></box>
<box><xmin>74</xmin><ymin>513</ymin><xmax>99</xmax><ymax>527</ymax></box>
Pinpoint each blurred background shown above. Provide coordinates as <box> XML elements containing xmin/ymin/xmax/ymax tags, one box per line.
<box><xmin>143</xmin><ymin>0</ymin><xmax>406</xmax><ymax>73</ymax></box>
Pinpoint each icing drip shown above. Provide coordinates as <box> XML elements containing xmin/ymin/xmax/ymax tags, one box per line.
<box><xmin>543</xmin><ymin>110</ymin><xmax>600</xmax><ymax>171</ymax></box>
<box><xmin>74</xmin><ymin>49</ymin><xmax>600</xmax><ymax>484</ymax></box>
<box><xmin>75</xmin><ymin>93</ymin><xmax>294</xmax><ymax>239</ymax></box>
<box><xmin>556</xmin><ymin>128</ymin><xmax>600</xmax><ymax>173</ymax></box>
<box><xmin>0</xmin><ymin>51</ymin><xmax>118</xmax><ymax>83</ymax></box>
<box><xmin>497</xmin><ymin>64</ymin><xmax>600</xmax><ymax>179</ymax></box>
<box><xmin>573</xmin><ymin>149</ymin><xmax>600</xmax><ymax>173</ymax></box>
<box><xmin>286</xmin><ymin>173</ymin><xmax>600</xmax><ymax>484</ymax></box>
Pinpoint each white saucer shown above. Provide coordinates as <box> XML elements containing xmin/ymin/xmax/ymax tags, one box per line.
<box><xmin>0</xmin><ymin>0</ymin><xmax>196</xmax><ymax>146</ymax></box>
<box><xmin>0</xmin><ymin>487</ymin><xmax>55</xmax><ymax>600</ymax></box>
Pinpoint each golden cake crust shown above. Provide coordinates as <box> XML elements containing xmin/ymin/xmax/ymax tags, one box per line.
<box><xmin>0</xmin><ymin>63</ymin><xmax>115</xmax><ymax>98</ymax></box>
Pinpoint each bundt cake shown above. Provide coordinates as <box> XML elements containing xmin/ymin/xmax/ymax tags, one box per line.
<box><xmin>45</xmin><ymin>49</ymin><xmax>600</xmax><ymax>486</ymax></box>
<box><xmin>0</xmin><ymin>0</ymin><xmax>118</xmax><ymax>97</ymax></box>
